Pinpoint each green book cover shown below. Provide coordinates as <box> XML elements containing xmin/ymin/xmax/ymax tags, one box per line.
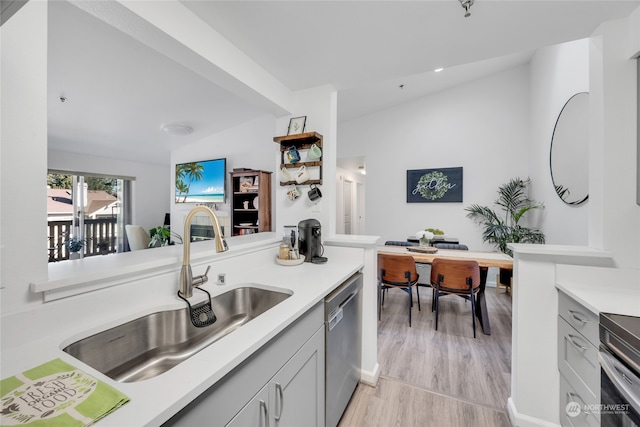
<box><xmin>1</xmin><ymin>358</ymin><xmax>129</xmax><ymax>426</ymax></box>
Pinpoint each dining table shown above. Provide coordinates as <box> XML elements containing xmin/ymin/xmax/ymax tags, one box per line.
<box><xmin>376</xmin><ymin>245</ymin><xmax>513</xmax><ymax>335</ymax></box>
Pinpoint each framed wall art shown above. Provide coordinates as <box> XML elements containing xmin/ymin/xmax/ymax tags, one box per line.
<box><xmin>406</xmin><ymin>167</ymin><xmax>463</xmax><ymax>203</ymax></box>
<box><xmin>287</xmin><ymin>116</ymin><xmax>307</xmax><ymax>135</ymax></box>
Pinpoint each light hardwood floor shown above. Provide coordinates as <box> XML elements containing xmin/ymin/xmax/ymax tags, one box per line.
<box><xmin>339</xmin><ymin>285</ymin><xmax>513</xmax><ymax>427</ymax></box>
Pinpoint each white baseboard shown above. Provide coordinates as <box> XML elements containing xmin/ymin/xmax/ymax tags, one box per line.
<box><xmin>359</xmin><ymin>362</ymin><xmax>380</xmax><ymax>386</ymax></box>
<box><xmin>507</xmin><ymin>398</ymin><xmax>561</xmax><ymax>427</ymax></box>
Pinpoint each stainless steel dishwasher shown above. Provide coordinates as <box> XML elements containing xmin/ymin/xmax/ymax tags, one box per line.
<box><xmin>325</xmin><ymin>272</ymin><xmax>363</xmax><ymax>427</ymax></box>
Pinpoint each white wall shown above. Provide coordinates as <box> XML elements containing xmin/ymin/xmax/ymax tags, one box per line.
<box><xmin>48</xmin><ymin>149</ymin><xmax>170</xmax><ymax>232</ymax></box>
<box><xmin>169</xmin><ymin>87</ymin><xmax>339</xmax><ymax>245</ymax></box>
<box><xmin>170</xmin><ymin>115</ymin><xmax>277</xmax><ymax>236</ymax></box>
<box><xmin>338</xmin><ymin>66</ymin><xmax>530</xmax><ymax>250</ymax></box>
<box><xmin>588</xmin><ymin>15</ymin><xmax>640</xmax><ymax>268</ymax></box>
<box><xmin>528</xmin><ymin>39</ymin><xmax>590</xmax><ymax>246</ymax></box>
<box><xmin>0</xmin><ymin>2</ymin><xmax>337</xmax><ymax>316</ymax></box>
<box><xmin>509</xmin><ymin>10</ymin><xmax>639</xmax><ymax>426</ymax></box>
<box><xmin>0</xmin><ymin>1</ymin><xmax>49</xmax><ymax>310</ymax></box>
<box><xmin>275</xmin><ymin>85</ymin><xmax>338</xmax><ymax>236</ymax></box>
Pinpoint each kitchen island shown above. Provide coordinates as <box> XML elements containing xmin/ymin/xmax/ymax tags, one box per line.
<box><xmin>1</xmin><ymin>234</ymin><xmax>366</xmax><ymax>426</ymax></box>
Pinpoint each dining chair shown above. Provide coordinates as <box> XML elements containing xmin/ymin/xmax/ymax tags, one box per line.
<box><xmin>496</xmin><ymin>269</ymin><xmax>513</xmax><ymax>298</ymax></box>
<box><xmin>384</xmin><ymin>240</ymin><xmax>413</xmax><ymax>247</ymax></box>
<box><xmin>433</xmin><ymin>243</ymin><xmax>469</xmax><ymax>250</ymax></box>
<box><xmin>378</xmin><ymin>253</ymin><xmax>420</xmax><ymax>327</ymax></box>
<box><xmin>383</xmin><ymin>240</ymin><xmax>418</xmax><ymax>295</ymax></box>
<box><xmin>418</xmin><ymin>242</ymin><xmax>469</xmax><ymax>296</ymax></box>
<box><xmin>430</xmin><ymin>258</ymin><xmax>481</xmax><ymax>338</ymax></box>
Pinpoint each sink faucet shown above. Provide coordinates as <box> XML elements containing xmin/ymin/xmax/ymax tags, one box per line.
<box><xmin>179</xmin><ymin>206</ymin><xmax>228</xmax><ymax>298</ymax></box>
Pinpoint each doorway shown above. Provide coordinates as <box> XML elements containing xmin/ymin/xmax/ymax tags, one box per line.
<box><xmin>343</xmin><ymin>179</ymin><xmax>353</xmax><ymax>234</ymax></box>
<box><xmin>336</xmin><ymin>157</ymin><xmax>366</xmax><ymax>235</ymax></box>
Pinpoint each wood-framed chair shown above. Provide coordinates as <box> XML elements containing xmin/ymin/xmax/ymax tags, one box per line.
<box><xmin>430</xmin><ymin>258</ymin><xmax>481</xmax><ymax>338</ymax></box>
<box><xmin>378</xmin><ymin>253</ymin><xmax>420</xmax><ymax>327</ymax></box>
<box><xmin>418</xmin><ymin>242</ymin><xmax>469</xmax><ymax>295</ymax></box>
<box><xmin>496</xmin><ymin>268</ymin><xmax>513</xmax><ymax>298</ymax></box>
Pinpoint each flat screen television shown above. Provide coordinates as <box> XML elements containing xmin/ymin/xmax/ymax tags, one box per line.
<box><xmin>175</xmin><ymin>158</ymin><xmax>226</xmax><ymax>203</ymax></box>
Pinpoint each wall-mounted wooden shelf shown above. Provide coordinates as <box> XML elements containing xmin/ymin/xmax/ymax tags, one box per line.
<box><xmin>273</xmin><ymin>132</ymin><xmax>323</xmax><ymax>186</ymax></box>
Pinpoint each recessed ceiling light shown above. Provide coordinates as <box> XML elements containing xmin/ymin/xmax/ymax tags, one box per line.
<box><xmin>434</xmin><ymin>68</ymin><xmax>444</xmax><ymax>73</ymax></box>
<box><xmin>162</xmin><ymin>124</ymin><xmax>193</xmax><ymax>136</ymax></box>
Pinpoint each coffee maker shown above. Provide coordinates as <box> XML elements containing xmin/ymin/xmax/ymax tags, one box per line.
<box><xmin>298</xmin><ymin>219</ymin><xmax>327</xmax><ymax>263</ymax></box>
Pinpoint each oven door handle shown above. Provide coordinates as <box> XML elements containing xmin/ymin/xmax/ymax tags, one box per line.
<box><xmin>599</xmin><ymin>348</ymin><xmax>640</xmax><ymax>414</ymax></box>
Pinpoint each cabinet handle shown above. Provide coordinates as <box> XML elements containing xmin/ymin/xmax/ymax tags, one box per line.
<box><xmin>260</xmin><ymin>399</ymin><xmax>269</xmax><ymax>427</ymax></box>
<box><xmin>275</xmin><ymin>382</ymin><xmax>284</xmax><ymax>421</ymax></box>
<box><xmin>568</xmin><ymin>391</ymin><xmax>586</xmax><ymax>406</ymax></box>
<box><xmin>568</xmin><ymin>310</ymin><xmax>588</xmax><ymax>323</ymax></box>
<box><xmin>567</xmin><ymin>391</ymin><xmax>594</xmax><ymax>415</ymax></box>
<box><xmin>568</xmin><ymin>334</ymin><xmax>589</xmax><ymax>350</ymax></box>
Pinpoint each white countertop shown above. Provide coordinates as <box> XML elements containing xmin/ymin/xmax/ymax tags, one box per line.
<box><xmin>555</xmin><ymin>264</ymin><xmax>640</xmax><ymax>316</ymax></box>
<box><xmin>1</xmin><ymin>242</ymin><xmax>365</xmax><ymax>426</ymax></box>
<box><xmin>324</xmin><ymin>234</ymin><xmax>380</xmax><ymax>247</ymax></box>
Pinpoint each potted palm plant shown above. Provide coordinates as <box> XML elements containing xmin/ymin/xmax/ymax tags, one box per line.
<box><xmin>465</xmin><ymin>177</ymin><xmax>545</xmax><ymax>256</ymax></box>
<box><xmin>465</xmin><ymin>177</ymin><xmax>545</xmax><ymax>289</ymax></box>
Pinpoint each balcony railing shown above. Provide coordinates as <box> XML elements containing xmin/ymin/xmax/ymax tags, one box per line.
<box><xmin>48</xmin><ymin>218</ymin><xmax>118</xmax><ymax>262</ymax></box>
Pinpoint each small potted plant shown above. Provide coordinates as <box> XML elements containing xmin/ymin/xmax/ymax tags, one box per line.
<box><xmin>97</xmin><ymin>239</ymin><xmax>110</xmax><ymax>254</ymax></box>
<box><xmin>415</xmin><ymin>229</ymin><xmax>434</xmax><ymax>247</ymax></box>
<box><xmin>64</xmin><ymin>236</ymin><xmax>85</xmax><ymax>259</ymax></box>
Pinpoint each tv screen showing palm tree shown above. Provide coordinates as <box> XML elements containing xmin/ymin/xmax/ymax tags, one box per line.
<box><xmin>175</xmin><ymin>158</ymin><xmax>226</xmax><ymax>203</ymax></box>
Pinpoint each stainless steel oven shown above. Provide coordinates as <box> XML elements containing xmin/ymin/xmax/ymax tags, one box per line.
<box><xmin>599</xmin><ymin>313</ymin><xmax>640</xmax><ymax>426</ymax></box>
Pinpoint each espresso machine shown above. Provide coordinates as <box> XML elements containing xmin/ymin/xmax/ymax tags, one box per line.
<box><xmin>298</xmin><ymin>219</ymin><xmax>327</xmax><ymax>263</ymax></box>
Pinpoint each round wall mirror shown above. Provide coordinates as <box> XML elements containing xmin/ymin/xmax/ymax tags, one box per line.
<box><xmin>550</xmin><ymin>92</ymin><xmax>589</xmax><ymax>205</ymax></box>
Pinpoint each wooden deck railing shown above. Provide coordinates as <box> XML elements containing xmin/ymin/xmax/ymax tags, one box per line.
<box><xmin>48</xmin><ymin>218</ymin><xmax>118</xmax><ymax>262</ymax></box>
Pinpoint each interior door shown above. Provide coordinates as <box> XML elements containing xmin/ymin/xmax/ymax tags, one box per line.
<box><xmin>343</xmin><ymin>179</ymin><xmax>352</xmax><ymax>235</ymax></box>
<box><xmin>356</xmin><ymin>182</ymin><xmax>364</xmax><ymax>235</ymax></box>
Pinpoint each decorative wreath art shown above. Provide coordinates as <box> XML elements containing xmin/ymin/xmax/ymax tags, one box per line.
<box><xmin>417</xmin><ymin>170</ymin><xmax>450</xmax><ymax>200</ymax></box>
<box><xmin>406</xmin><ymin>167</ymin><xmax>463</xmax><ymax>203</ymax></box>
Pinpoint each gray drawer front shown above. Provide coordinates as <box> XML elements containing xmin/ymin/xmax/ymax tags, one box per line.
<box><xmin>558</xmin><ymin>291</ymin><xmax>599</xmax><ymax>347</ymax></box>
<box><xmin>559</xmin><ymin>374</ymin><xmax>600</xmax><ymax>427</ymax></box>
<box><xmin>558</xmin><ymin>317</ymin><xmax>599</xmax><ymax>400</ymax></box>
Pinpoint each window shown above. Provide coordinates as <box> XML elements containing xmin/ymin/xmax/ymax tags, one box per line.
<box><xmin>47</xmin><ymin>171</ymin><xmax>132</xmax><ymax>261</ymax></box>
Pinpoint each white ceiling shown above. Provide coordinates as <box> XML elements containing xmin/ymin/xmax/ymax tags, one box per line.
<box><xmin>45</xmin><ymin>0</ymin><xmax>639</xmax><ymax>165</ymax></box>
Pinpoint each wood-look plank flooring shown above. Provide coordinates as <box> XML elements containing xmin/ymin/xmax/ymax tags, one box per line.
<box><xmin>339</xmin><ymin>286</ymin><xmax>513</xmax><ymax>427</ymax></box>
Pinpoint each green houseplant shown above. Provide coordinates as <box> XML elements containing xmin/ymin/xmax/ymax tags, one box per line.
<box><xmin>148</xmin><ymin>225</ymin><xmax>183</xmax><ymax>248</ymax></box>
<box><xmin>465</xmin><ymin>177</ymin><xmax>545</xmax><ymax>256</ymax></box>
<box><xmin>64</xmin><ymin>236</ymin><xmax>86</xmax><ymax>259</ymax></box>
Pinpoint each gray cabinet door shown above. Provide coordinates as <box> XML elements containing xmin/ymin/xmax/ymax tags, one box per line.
<box><xmin>227</xmin><ymin>386</ymin><xmax>269</xmax><ymax>427</ymax></box>
<box><xmin>227</xmin><ymin>326</ymin><xmax>325</xmax><ymax>427</ymax></box>
<box><xmin>269</xmin><ymin>327</ymin><xmax>325</xmax><ymax>427</ymax></box>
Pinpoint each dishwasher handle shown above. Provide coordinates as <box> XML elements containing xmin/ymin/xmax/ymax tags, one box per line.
<box><xmin>340</xmin><ymin>290</ymin><xmax>358</xmax><ymax>309</ymax></box>
<box><xmin>328</xmin><ymin>289</ymin><xmax>359</xmax><ymax>331</ymax></box>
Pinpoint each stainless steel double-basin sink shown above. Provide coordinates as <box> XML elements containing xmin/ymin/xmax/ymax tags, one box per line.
<box><xmin>63</xmin><ymin>286</ymin><xmax>292</xmax><ymax>383</ymax></box>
